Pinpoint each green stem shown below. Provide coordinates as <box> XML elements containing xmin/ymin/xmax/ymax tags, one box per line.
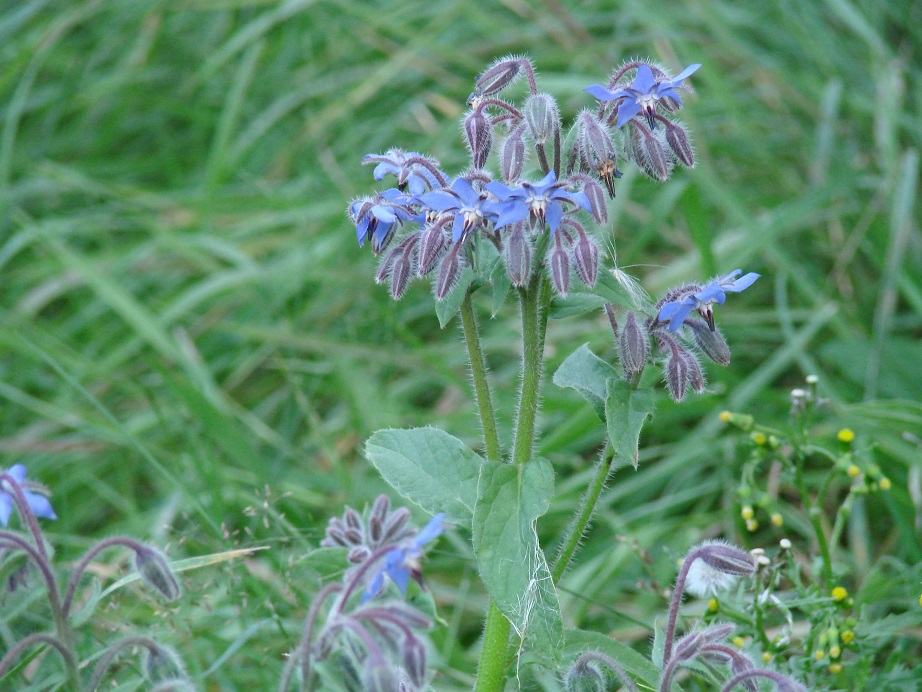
<box><xmin>460</xmin><ymin>291</ymin><xmax>502</xmax><ymax>462</ymax></box>
<box><xmin>793</xmin><ymin>454</ymin><xmax>832</xmax><ymax>591</ymax></box>
<box><xmin>474</xmin><ymin>603</ymin><xmax>513</xmax><ymax>692</ymax></box>
<box><xmin>552</xmin><ymin>443</ymin><xmax>613</xmax><ymax>582</ymax></box>
<box><xmin>512</xmin><ymin>276</ymin><xmax>548</xmax><ymax>467</ymax></box>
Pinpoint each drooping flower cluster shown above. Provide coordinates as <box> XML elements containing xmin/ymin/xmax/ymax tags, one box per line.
<box><xmin>608</xmin><ymin>270</ymin><xmax>759</xmax><ymax>402</ymax></box>
<box><xmin>285</xmin><ymin>496</ymin><xmax>444</xmax><ymax>691</ymax></box>
<box><xmin>347</xmin><ymin>55</ymin><xmax>701</xmax><ymax>301</ymax></box>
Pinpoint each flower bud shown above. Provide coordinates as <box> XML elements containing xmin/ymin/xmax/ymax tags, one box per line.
<box><xmin>572</xmin><ymin>230</ymin><xmax>598</xmax><ymax>287</ymax></box>
<box><xmin>503</xmin><ymin>222</ymin><xmax>531</xmax><ymax>287</ymax></box>
<box><xmin>464</xmin><ymin>109</ymin><xmax>493</xmax><ymax>169</ymax></box>
<box><xmin>144</xmin><ymin>643</ymin><xmax>187</xmax><ymax>683</ymax></box>
<box><xmin>665</xmin><ymin>348</ymin><xmax>689</xmax><ymax>402</ymax></box>
<box><xmin>402</xmin><ymin>634</ymin><xmax>427</xmax><ymax>688</ymax></box>
<box><xmin>697</xmin><ymin>541</ymin><xmax>757</xmax><ymax>577</ymax></box>
<box><xmin>579</xmin><ymin>178</ymin><xmax>608</xmax><ymax>224</ymax></box>
<box><xmin>134</xmin><ymin>547</ymin><xmax>181</xmax><ymax>602</ymax></box>
<box><xmin>682</xmin><ymin>349</ymin><xmax>705</xmax><ymax>393</ymax></box>
<box><xmin>564</xmin><ymin>661</ymin><xmax>606</xmax><ymax>692</ymax></box>
<box><xmin>524</xmin><ymin>92</ymin><xmax>559</xmax><ymax>144</ymax></box>
<box><xmin>665</xmin><ymin>120</ymin><xmax>695</xmax><ymax>167</ymax></box>
<box><xmin>435</xmin><ymin>244</ymin><xmax>463</xmax><ymax>300</ymax></box>
<box><xmin>548</xmin><ymin>241</ymin><xmax>570</xmax><ymax>297</ymax></box>
<box><xmin>500</xmin><ymin>124</ymin><xmax>527</xmax><ymax>182</ymax></box>
<box><xmin>418</xmin><ymin>222</ymin><xmax>447</xmax><ymax>276</ymax></box>
<box><xmin>390</xmin><ymin>253</ymin><xmax>412</xmax><ymax>300</ymax></box>
<box><xmin>619</xmin><ymin>311</ymin><xmax>647</xmax><ymax>380</ymax></box>
<box><xmin>629</xmin><ymin>124</ymin><xmax>671</xmax><ymax>181</ymax></box>
<box><xmin>474</xmin><ymin>56</ymin><xmax>524</xmax><ymax>98</ymax></box>
<box><xmin>687</xmin><ymin>319</ymin><xmax>731</xmax><ymax>365</ymax></box>
<box><xmin>363</xmin><ymin>660</ymin><xmax>401</xmax><ymax>692</ymax></box>
<box><xmin>576</xmin><ymin>110</ymin><xmax>620</xmax><ymax>197</ymax></box>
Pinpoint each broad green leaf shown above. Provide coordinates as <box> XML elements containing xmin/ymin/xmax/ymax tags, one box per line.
<box><xmin>548</xmin><ymin>292</ymin><xmax>608</xmax><ymax>319</ymax></box>
<box><xmin>562</xmin><ymin>628</ymin><xmax>662</xmax><ymax>690</ymax></box>
<box><xmin>594</xmin><ymin>269</ymin><xmax>637</xmax><ymax>308</ymax></box>
<box><xmin>552</xmin><ymin>343</ymin><xmax>620</xmax><ymax>420</ymax></box>
<box><xmin>435</xmin><ymin>266</ymin><xmax>476</xmax><ymax>328</ymax></box>
<box><xmin>296</xmin><ymin>547</ymin><xmax>349</xmax><ymax>580</ymax></box>
<box><xmin>605</xmin><ymin>379</ymin><xmax>655</xmax><ymax>469</ymax></box>
<box><xmin>365</xmin><ymin>427</ymin><xmax>483</xmax><ymax>525</ymax></box>
<box><xmin>473</xmin><ymin>458</ymin><xmax>562</xmax><ymax>661</ymax></box>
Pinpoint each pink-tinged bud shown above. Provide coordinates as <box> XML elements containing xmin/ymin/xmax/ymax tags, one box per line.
<box><xmin>619</xmin><ymin>311</ymin><xmax>647</xmax><ymax>379</ymax></box>
<box><xmin>673</xmin><ymin>631</ymin><xmax>705</xmax><ymax>663</ymax></box>
<box><xmin>696</xmin><ymin>541</ymin><xmax>757</xmax><ymax>577</ymax></box>
<box><xmin>524</xmin><ymin>92</ymin><xmax>559</xmax><ymax>144</ymax></box>
<box><xmin>665</xmin><ymin>348</ymin><xmax>689</xmax><ymax>402</ymax></box>
<box><xmin>580</xmin><ymin>178</ymin><xmax>608</xmax><ymax>224</ymax></box>
<box><xmin>402</xmin><ymin>635</ymin><xmax>427</xmax><ymax>688</ymax></box>
<box><xmin>504</xmin><ymin>223</ymin><xmax>531</xmax><ymax>287</ymax></box>
<box><xmin>572</xmin><ymin>230</ymin><xmax>599</xmax><ymax>287</ymax></box>
<box><xmin>435</xmin><ymin>244</ymin><xmax>463</xmax><ymax>300</ymax></box>
<box><xmin>683</xmin><ymin>349</ymin><xmax>705</xmax><ymax>393</ymax></box>
<box><xmin>390</xmin><ymin>253</ymin><xmax>412</xmax><ymax>300</ymax></box>
<box><xmin>548</xmin><ymin>241</ymin><xmax>570</xmax><ymax>297</ymax></box>
<box><xmin>501</xmin><ymin>124</ymin><xmax>527</xmax><ymax>182</ymax></box>
<box><xmin>464</xmin><ymin>109</ymin><xmax>493</xmax><ymax>169</ymax></box>
<box><xmin>381</xmin><ymin>506</ymin><xmax>411</xmax><ymax>542</ymax></box>
<box><xmin>418</xmin><ymin>222</ymin><xmax>447</xmax><ymax>276</ymax></box>
<box><xmin>348</xmin><ymin>546</ymin><xmax>371</xmax><ymax>564</ymax></box>
<box><xmin>133</xmin><ymin>547</ymin><xmax>181</xmax><ymax>602</ymax></box>
<box><xmin>344</xmin><ymin>508</ymin><xmax>362</xmax><ymax>530</ymax></box>
<box><xmin>375</xmin><ymin>249</ymin><xmax>397</xmax><ymax>284</ymax></box>
<box><xmin>630</xmin><ymin>124</ymin><xmax>671</xmax><ymax>181</ymax></box>
<box><xmin>474</xmin><ymin>57</ymin><xmax>523</xmax><ymax>98</ymax></box>
<box><xmin>687</xmin><ymin>319</ymin><xmax>731</xmax><ymax>366</ymax></box>
<box><xmin>665</xmin><ymin>120</ymin><xmax>695</xmax><ymax>167</ymax></box>
<box><xmin>370</xmin><ymin>494</ymin><xmax>390</xmax><ymax>524</ymax></box>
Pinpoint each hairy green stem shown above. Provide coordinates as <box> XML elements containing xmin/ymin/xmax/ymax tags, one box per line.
<box><xmin>512</xmin><ymin>276</ymin><xmax>548</xmax><ymax>468</ymax></box>
<box><xmin>460</xmin><ymin>291</ymin><xmax>502</xmax><ymax>462</ymax></box>
<box><xmin>552</xmin><ymin>442</ymin><xmax>614</xmax><ymax>582</ymax></box>
<box><xmin>474</xmin><ymin>603</ymin><xmax>513</xmax><ymax>692</ymax></box>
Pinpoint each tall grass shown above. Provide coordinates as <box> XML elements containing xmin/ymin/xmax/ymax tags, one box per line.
<box><xmin>1</xmin><ymin>0</ymin><xmax>919</xmax><ymax>687</ymax></box>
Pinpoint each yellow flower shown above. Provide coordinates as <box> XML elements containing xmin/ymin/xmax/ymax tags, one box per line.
<box><xmin>750</xmin><ymin>431</ymin><xmax>767</xmax><ymax>445</ymax></box>
<box><xmin>719</xmin><ymin>410</ymin><xmax>732</xmax><ymax>423</ymax></box>
<box><xmin>741</xmin><ymin>505</ymin><xmax>755</xmax><ymax>520</ymax></box>
<box><xmin>814</xmin><ymin>650</ymin><xmax>826</xmax><ymax>660</ymax></box>
<box><xmin>831</xmin><ymin>586</ymin><xmax>848</xmax><ymax>602</ymax></box>
<box><xmin>879</xmin><ymin>477</ymin><xmax>891</xmax><ymax>491</ymax></box>
<box><xmin>771</xmin><ymin>512</ymin><xmax>783</xmax><ymax>527</ymax></box>
<box><xmin>732</xmin><ymin>636</ymin><xmax>745</xmax><ymax>648</ymax></box>
<box><xmin>745</xmin><ymin>518</ymin><xmax>759</xmax><ymax>532</ymax></box>
<box><xmin>829</xmin><ymin>645</ymin><xmax>841</xmax><ymax>658</ymax></box>
<box><xmin>829</xmin><ymin>663</ymin><xmax>843</xmax><ymax>674</ymax></box>
<box><xmin>837</xmin><ymin>428</ymin><xmax>855</xmax><ymax>443</ymax></box>
<box><xmin>761</xmin><ymin>652</ymin><xmax>773</xmax><ymax>663</ymax></box>
<box><xmin>708</xmin><ymin>598</ymin><xmax>719</xmax><ymax>613</ymax></box>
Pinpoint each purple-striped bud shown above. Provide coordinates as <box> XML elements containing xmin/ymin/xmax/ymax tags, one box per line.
<box><xmin>548</xmin><ymin>240</ymin><xmax>570</xmax><ymax>297</ymax></box>
<box><xmin>418</xmin><ymin>221</ymin><xmax>447</xmax><ymax>276</ymax></box>
<box><xmin>435</xmin><ymin>244</ymin><xmax>463</xmax><ymax>300</ymax></box>
<box><xmin>390</xmin><ymin>253</ymin><xmax>412</xmax><ymax>300</ymax></box>
<box><xmin>687</xmin><ymin>319</ymin><xmax>731</xmax><ymax>366</ymax></box>
<box><xmin>683</xmin><ymin>349</ymin><xmax>705</xmax><ymax>393</ymax></box>
<box><xmin>348</xmin><ymin>546</ymin><xmax>371</xmax><ymax>564</ymax></box>
<box><xmin>619</xmin><ymin>311</ymin><xmax>647</xmax><ymax>380</ymax></box>
<box><xmin>402</xmin><ymin>634</ymin><xmax>427</xmax><ymax>688</ymax></box>
<box><xmin>572</xmin><ymin>230</ymin><xmax>598</xmax><ymax>287</ymax></box>
<box><xmin>464</xmin><ymin>109</ymin><xmax>493</xmax><ymax>169</ymax></box>
<box><xmin>665</xmin><ymin>120</ymin><xmax>695</xmax><ymax>167</ymax></box>
<box><xmin>474</xmin><ymin>57</ymin><xmax>524</xmax><ymax>98</ymax></box>
<box><xmin>672</xmin><ymin>631</ymin><xmax>705</xmax><ymax>663</ymax></box>
<box><xmin>629</xmin><ymin>124</ymin><xmax>671</xmax><ymax>181</ymax></box>
<box><xmin>577</xmin><ymin>110</ymin><xmax>621</xmax><ymax>197</ymax></box>
<box><xmin>524</xmin><ymin>92</ymin><xmax>559</xmax><ymax>144</ymax></box>
<box><xmin>504</xmin><ymin>222</ymin><xmax>531</xmax><ymax>287</ymax></box>
<box><xmin>664</xmin><ymin>346</ymin><xmax>689</xmax><ymax>402</ymax></box>
<box><xmin>375</xmin><ymin>249</ymin><xmax>397</xmax><ymax>285</ymax></box>
<box><xmin>134</xmin><ymin>547</ymin><xmax>181</xmax><ymax>602</ymax></box>
<box><xmin>370</xmin><ymin>494</ymin><xmax>390</xmax><ymax>525</ymax></box>
<box><xmin>381</xmin><ymin>507</ymin><xmax>411</xmax><ymax>543</ymax></box>
<box><xmin>579</xmin><ymin>178</ymin><xmax>608</xmax><ymax>224</ymax></box>
<box><xmin>501</xmin><ymin>124</ymin><xmax>527</xmax><ymax>182</ymax></box>
<box><xmin>696</xmin><ymin>542</ymin><xmax>757</xmax><ymax>577</ymax></box>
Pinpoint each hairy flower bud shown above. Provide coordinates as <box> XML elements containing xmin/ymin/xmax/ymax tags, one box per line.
<box><xmin>687</xmin><ymin>319</ymin><xmax>731</xmax><ymax>365</ymax></box>
<box><xmin>504</xmin><ymin>222</ymin><xmax>531</xmax><ymax>287</ymax></box>
<box><xmin>629</xmin><ymin>124</ymin><xmax>671</xmax><ymax>181</ymax></box>
<box><xmin>363</xmin><ymin>660</ymin><xmax>401</xmax><ymax>692</ymax></box>
<box><xmin>402</xmin><ymin>634</ymin><xmax>427</xmax><ymax>688</ymax></box>
<box><xmin>619</xmin><ymin>311</ymin><xmax>647</xmax><ymax>380</ymax></box>
<box><xmin>664</xmin><ymin>348</ymin><xmax>689</xmax><ymax>402</ymax></box>
<box><xmin>548</xmin><ymin>241</ymin><xmax>570</xmax><ymax>297</ymax></box>
<box><xmin>144</xmin><ymin>643</ymin><xmax>187</xmax><ymax>683</ymax></box>
<box><xmin>683</xmin><ymin>349</ymin><xmax>705</xmax><ymax>393</ymax></box>
<box><xmin>435</xmin><ymin>244</ymin><xmax>463</xmax><ymax>300</ymax></box>
<box><xmin>572</xmin><ymin>229</ymin><xmax>599</xmax><ymax>287</ymax></box>
<box><xmin>697</xmin><ymin>541</ymin><xmax>758</xmax><ymax>577</ymax></box>
<box><xmin>134</xmin><ymin>547</ymin><xmax>181</xmax><ymax>602</ymax></box>
<box><xmin>464</xmin><ymin>109</ymin><xmax>493</xmax><ymax>169</ymax></box>
<box><xmin>564</xmin><ymin>662</ymin><xmax>606</xmax><ymax>692</ymax></box>
<box><xmin>576</xmin><ymin>110</ymin><xmax>621</xmax><ymax>197</ymax></box>
<box><xmin>665</xmin><ymin>120</ymin><xmax>695</xmax><ymax>167</ymax></box>
<box><xmin>501</xmin><ymin>124</ymin><xmax>527</xmax><ymax>182</ymax></box>
<box><xmin>418</xmin><ymin>220</ymin><xmax>448</xmax><ymax>276</ymax></box>
<box><xmin>473</xmin><ymin>56</ymin><xmax>524</xmax><ymax>99</ymax></box>
<box><xmin>524</xmin><ymin>92</ymin><xmax>559</xmax><ymax>144</ymax></box>
<box><xmin>579</xmin><ymin>177</ymin><xmax>608</xmax><ymax>224</ymax></box>
<box><xmin>390</xmin><ymin>253</ymin><xmax>412</xmax><ymax>300</ymax></box>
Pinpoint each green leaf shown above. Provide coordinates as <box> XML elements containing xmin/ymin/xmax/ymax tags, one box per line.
<box><xmin>435</xmin><ymin>266</ymin><xmax>476</xmax><ymax>328</ymax></box>
<box><xmin>473</xmin><ymin>458</ymin><xmax>563</xmax><ymax>661</ymax></box>
<box><xmin>552</xmin><ymin>343</ymin><xmax>620</xmax><ymax>420</ymax></box>
<box><xmin>365</xmin><ymin>427</ymin><xmax>484</xmax><ymax>525</ymax></box>
<box><xmin>296</xmin><ymin>547</ymin><xmax>349</xmax><ymax>580</ymax></box>
<box><xmin>562</xmin><ymin>628</ymin><xmax>662</xmax><ymax>690</ymax></box>
<box><xmin>605</xmin><ymin>379</ymin><xmax>655</xmax><ymax>469</ymax></box>
<box><xmin>548</xmin><ymin>292</ymin><xmax>608</xmax><ymax>319</ymax></box>
<box><xmin>594</xmin><ymin>270</ymin><xmax>637</xmax><ymax>308</ymax></box>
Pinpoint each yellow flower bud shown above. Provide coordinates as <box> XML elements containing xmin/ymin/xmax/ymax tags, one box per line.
<box><xmin>719</xmin><ymin>410</ymin><xmax>732</xmax><ymax>423</ymax></box>
<box><xmin>746</xmin><ymin>518</ymin><xmax>759</xmax><ymax>532</ymax></box>
<box><xmin>762</xmin><ymin>652</ymin><xmax>773</xmax><ymax>663</ymax></box>
<box><xmin>841</xmin><ymin>630</ymin><xmax>855</xmax><ymax>645</ymax></box>
<box><xmin>879</xmin><ymin>477</ymin><xmax>891</xmax><ymax>491</ymax></box>
<box><xmin>814</xmin><ymin>650</ymin><xmax>826</xmax><ymax>660</ymax></box>
<box><xmin>732</xmin><ymin>636</ymin><xmax>745</xmax><ymax>648</ymax></box>
<box><xmin>831</xmin><ymin>586</ymin><xmax>848</xmax><ymax>602</ymax></box>
<box><xmin>829</xmin><ymin>662</ymin><xmax>843</xmax><ymax>674</ymax></box>
<box><xmin>837</xmin><ymin>428</ymin><xmax>855</xmax><ymax>443</ymax></box>
<box><xmin>708</xmin><ymin>598</ymin><xmax>719</xmax><ymax>613</ymax></box>
<box><xmin>846</xmin><ymin>464</ymin><xmax>860</xmax><ymax>478</ymax></box>
<box><xmin>750</xmin><ymin>431</ymin><xmax>767</xmax><ymax>445</ymax></box>
<box><xmin>741</xmin><ymin>505</ymin><xmax>755</xmax><ymax>520</ymax></box>
<box><xmin>829</xmin><ymin>645</ymin><xmax>841</xmax><ymax>658</ymax></box>
<box><xmin>771</xmin><ymin>512</ymin><xmax>783</xmax><ymax>527</ymax></box>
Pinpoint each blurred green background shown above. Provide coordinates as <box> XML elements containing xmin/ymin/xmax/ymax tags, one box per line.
<box><xmin>2</xmin><ymin>0</ymin><xmax>920</xmax><ymax>688</ymax></box>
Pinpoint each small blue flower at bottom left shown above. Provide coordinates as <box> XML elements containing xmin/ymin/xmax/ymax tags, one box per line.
<box><xmin>364</xmin><ymin>514</ymin><xmax>445</xmax><ymax>602</ymax></box>
<box><xmin>0</xmin><ymin>464</ymin><xmax>57</xmax><ymax>526</ymax></box>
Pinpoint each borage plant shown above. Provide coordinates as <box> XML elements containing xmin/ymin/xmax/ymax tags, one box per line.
<box><xmin>292</xmin><ymin>55</ymin><xmax>807</xmax><ymax>690</ymax></box>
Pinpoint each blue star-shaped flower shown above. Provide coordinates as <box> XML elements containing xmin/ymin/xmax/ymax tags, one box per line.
<box><xmin>657</xmin><ymin>270</ymin><xmax>760</xmax><ymax>332</ymax></box>
<box><xmin>364</xmin><ymin>514</ymin><xmax>445</xmax><ymax>602</ymax></box>
<box><xmin>584</xmin><ymin>63</ymin><xmax>701</xmax><ymax>129</ymax></box>
<box><xmin>349</xmin><ymin>188</ymin><xmax>414</xmax><ymax>253</ymax></box>
<box><xmin>363</xmin><ymin>150</ymin><xmax>445</xmax><ymax>196</ymax></box>
<box><xmin>486</xmin><ymin>171</ymin><xmax>591</xmax><ymax>234</ymax></box>
<box><xmin>0</xmin><ymin>464</ymin><xmax>57</xmax><ymax>526</ymax></box>
<box><xmin>418</xmin><ymin>178</ymin><xmax>525</xmax><ymax>243</ymax></box>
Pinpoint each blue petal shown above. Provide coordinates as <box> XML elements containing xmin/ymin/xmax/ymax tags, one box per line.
<box><xmin>451</xmin><ymin>178</ymin><xmax>480</xmax><ymax>205</ymax></box>
<box><xmin>569</xmin><ymin>191</ymin><xmax>592</xmax><ymax>213</ymax></box>
<box><xmin>451</xmin><ymin>215</ymin><xmax>465</xmax><ymax>243</ymax></box>
<box><xmin>370</xmin><ymin>205</ymin><xmax>397</xmax><ymax>224</ymax></box>
<box><xmin>373</xmin><ymin>162</ymin><xmax>396</xmax><ymax>181</ymax></box>
<box><xmin>407</xmin><ymin>174</ymin><xmax>428</xmax><ymax>196</ymax></box>
<box><xmin>0</xmin><ymin>495</ymin><xmax>11</xmax><ymax>526</ymax></box>
<box><xmin>584</xmin><ymin>84</ymin><xmax>618</xmax><ymax>101</ymax></box>
<box><xmin>485</xmin><ymin>181</ymin><xmax>514</xmax><ymax>200</ymax></box>
<box><xmin>534</xmin><ymin>170</ymin><xmax>557</xmax><ymax>190</ymax></box>
<box><xmin>26</xmin><ymin>492</ymin><xmax>56</xmax><ymax>520</ymax></box>
<box><xmin>356</xmin><ymin>217</ymin><xmax>370</xmax><ymax>244</ymax></box>
<box><xmin>654</xmin><ymin>86</ymin><xmax>683</xmax><ymax>105</ymax></box>
<box><xmin>545</xmin><ymin>201</ymin><xmax>563</xmax><ymax>234</ymax></box>
<box><xmin>672</xmin><ymin>63</ymin><xmax>701</xmax><ymax>83</ymax></box>
<box><xmin>416</xmin><ymin>513</ymin><xmax>446</xmax><ymax>544</ymax></box>
<box><xmin>9</xmin><ymin>465</ymin><xmax>27</xmax><ymax>483</ymax></box>
<box><xmin>631</xmin><ymin>65</ymin><xmax>656</xmax><ymax>94</ymax></box>
<box><xmin>418</xmin><ymin>191</ymin><xmax>460</xmax><ymax>212</ymax></box>
<box><xmin>727</xmin><ymin>272</ymin><xmax>760</xmax><ymax>292</ymax></box>
<box><xmin>658</xmin><ymin>300</ymin><xmax>694</xmax><ymax>331</ymax></box>
<box><xmin>616</xmin><ymin>100</ymin><xmax>642</xmax><ymax>128</ymax></box>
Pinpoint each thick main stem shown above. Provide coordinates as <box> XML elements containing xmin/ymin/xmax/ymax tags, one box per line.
<box><xmin>512</xmin><ymin>277</ymin><xmax>547</xmax><ymax>468</ymax></box>
<box><xmin>460</xmin><ymin>291</ymin><xmax>502</xmax><ymax>463</ymax></box>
